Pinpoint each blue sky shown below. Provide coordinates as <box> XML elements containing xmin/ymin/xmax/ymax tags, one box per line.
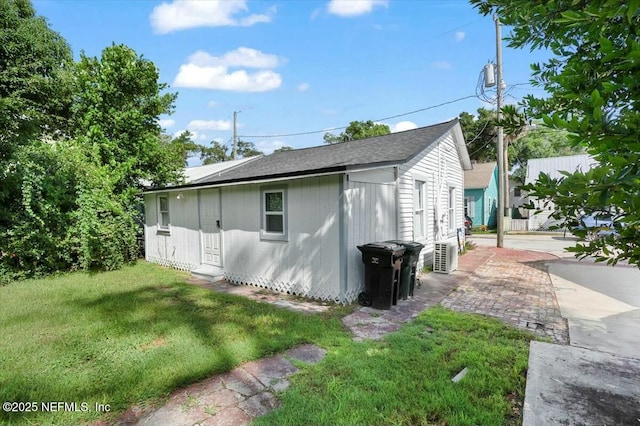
<box><xmin>33</xmin><ymin>0</ymin><xmax>551</xmax><ymax>164</ymax></box>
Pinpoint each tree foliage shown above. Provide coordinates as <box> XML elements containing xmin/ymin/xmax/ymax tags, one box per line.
<box><xmin>472</xmin><ymin>0</ymin><xmax>640</xmax><ymax>266</ymax></box>
<box><xmin>200</xmin><ymin>140</ymin><xmax>263</xmax><ymax>164</ymax></box>
<box><xmin>0</xmin><ymin>0</ymin><xmax>74</xmax><ymax>158</ymax></box>
<box><xmin>508</xmin><ymin>124</ymin><xmax>584</xmax><ymax>182</ymax></box>
<box><xmin>459</xmin><ymin>107</ymin><xmax>580</xmax><ymax>181</ymax></box>
<box><xmin>323</xmin><ymin>120</ymin><xmax>390</xmax><ymax>144</ymax></box>
<box><xmin>1</xmin><ymin>3</ymin><xmax>182</xmax><ymax>282</ymax></box>
<box><xmin>458</xmin><ymin>108</ymin><xmax>497</xmax><ymax>162</ymax></box>
<box><xmin>72</xmin><ymin>44</ymin><xmax>179</xmax><ymax>192</ymax></box>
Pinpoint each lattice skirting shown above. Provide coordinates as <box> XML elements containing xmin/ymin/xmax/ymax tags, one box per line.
<box><xmin>146</xmin><ymin>256</ymin><xmax>198</xmax><ymax>272</ymax></box>
<box><xmin>224</xmin><ymin>271</ymin><xmax>357</xmax><ymax>305</ymax></box>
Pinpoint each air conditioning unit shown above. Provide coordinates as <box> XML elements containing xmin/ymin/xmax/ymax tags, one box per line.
<box><xmin>433</xmin><ymin>242</ymin><xmax>458</xmax><ymax>274</ymax></box>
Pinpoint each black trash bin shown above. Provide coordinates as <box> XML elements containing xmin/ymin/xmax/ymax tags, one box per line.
<box><xmin>385</xmin><ymin>241</ymin><xmax>424</xmax><ymax>300</ymax></box>
<box><xmin>357</xmin><ymin>242</ymin><xmax>405</xmax><ymax>310</ymax></box>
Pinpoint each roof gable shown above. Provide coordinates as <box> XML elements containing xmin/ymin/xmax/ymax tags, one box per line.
<box><xmin>464</xmin><ymin>162</ymin><xmax>497</xmax><ymax>189</ymax></box>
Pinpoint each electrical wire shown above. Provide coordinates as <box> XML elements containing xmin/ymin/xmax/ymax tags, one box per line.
<box><xmin>238</xmin><ymin>82</ymin><xmax>540</xmax><ymax>140</ymax></box>
<box><xmin>238</xmin><ymin>94</ymin><xmax>479</xmax><ymax>139</ymax></box>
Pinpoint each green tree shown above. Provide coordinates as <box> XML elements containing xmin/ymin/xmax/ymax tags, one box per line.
<box><xmin>0</xmin><ymin>0</ymin><xmax>74</xmax><ymax>158</ymax></box>
<box><xmin>200</xmin><ymin>140</ymin><xmax>263</xmax><ymax>164</ymax></box>
<box><xmin>509</xmin><ymin>124</ymin><xmax>584</xmax><ymax>183</ymax></box>
<box><xmin>163</xmin><ymin>131</ymin><xmax>201</xmax><ymax>167</ymax></box>
<box><xmin>71</xmin><ymin>44</ymin><xmax>179</xmax><ymax>191</ymax></box>
<box><xmin>458</xmin><ymin>108</ymin><xmax>497</xmax><ymax>162</ymax></box>
<box><xmin>472</xmin><ymin>0</ymin><xmax>640</xmax><ymax>266</ymax></box>
<box><xmin>323</xmin><ymin>120</ymin><xmax>390</xmax><ymax>144</ymax></box>
<box><xmin>273</xmin><ymin>145</ymin><xmax>294</xmax><ymax>153</ymax></box>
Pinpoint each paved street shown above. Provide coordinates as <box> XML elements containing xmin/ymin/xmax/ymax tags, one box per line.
<box><xmin>470</xmin><ymin>233</ymin><xmax>579</xmax><ymax>258</ymax></box>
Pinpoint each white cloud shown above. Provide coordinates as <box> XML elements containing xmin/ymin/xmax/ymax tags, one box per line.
<box><xmin>188</xmin><ymin>119</ymin><xmax>232</xmax><ymax>131</ymax></box>
<box><xmin>431</xmin><ymin>60</ymin><xmax>452</xmax><ymax>70</ymax></box>
<box><xmin>173</xmin><ymin>48</ymin><xmax>283</xmax><ymax>92</ymax></box>
<box><xmin>297</xmin><ymin>82</ymin><xmax>310</xmax><ymax>92</ymax></box>
<box><xmin>158</xmin><ymin>119</ymin><xmax>175</xmax><ymax>129</ymax></box>
<box><xmin>454</xmin><ymin>31</ymin><xmax>466</xmax><ymax>42</ymax></box>
<box><xmin>255</xmin><ymin>140</ymin><xmax>286</xmax><ymax>154</ymax></box>
<box><xmin>150</xmin><ymin>0</ymin><xmax>274</xmax><ymax>34</ymax></box>
<box><xmin>391</xmin><ymin>121</ymin><xmax>418</xmax><ymax>133</ymax></box>
<box><xmin>207</xmin><ymin>100</ymin><xmax>219</xmax><ymax>108</ymax></box>
<box><xmin>327</xmin><ymin>0</ymin><xmax>388</xmax><ymax>17</ymax></box>
<box><xmin>188</xmin><ymin>48</ymin><xmax>280</xmax><ymax>69</ymax></box>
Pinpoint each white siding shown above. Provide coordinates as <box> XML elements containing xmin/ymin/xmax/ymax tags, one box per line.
<box><xmin>343</xmin><ymin>171</ymin><xmax>397</xmax><ymax>301</ymax></box>
<box><xmin>398</xmin><ymin>131</ymin><xmax>465</xmax><ymax>267</ymax></box>
<box><xmin>144</xmin><ymin>191</ymin><xmax>202</xmax><ymax>270</ymax></box>
<box><xmin>221</xmin><ymin>175</ymin><xmax>342</xmax><ymax>302</ymax></box>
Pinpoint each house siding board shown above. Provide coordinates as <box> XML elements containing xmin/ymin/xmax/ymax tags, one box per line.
<box><xmin>144</xmin><ymin>191</ymin><xmax>201</xmax><ymax>271</ymax></box>
<box><xmin>398</xmin><ymin>132</ymin><xmax>465</xmax><ymax>267</ymax></box>
<box><xmin>344</xmin><ymin>177</ymin><xmax>397</xmax><ymax>302</ymax></box>
<box><xmin>221</xmin><ymin>176</ymin><xmax>342</xmax><ymax>302</ymax></box>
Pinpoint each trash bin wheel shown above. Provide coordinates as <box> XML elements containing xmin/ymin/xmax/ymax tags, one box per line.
<box><xmin>358</xmin><ymin>291</ymin><xmax>372</xmax><ymax>307</ymax></box>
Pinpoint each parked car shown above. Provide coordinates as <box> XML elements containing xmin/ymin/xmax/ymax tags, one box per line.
<box><xmin>575</xmin><ymin>213</ymin><xmax>618</xmax><ymax>240</ymax></box>
<box><xmin>464</xmin><ymin>215</ymin><xmax>473</xmax><ymax>235</ymax></box>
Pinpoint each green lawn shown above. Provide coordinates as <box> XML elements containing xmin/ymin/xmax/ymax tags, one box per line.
<box><xmin>255</xmin><ymin>306</ymin><xmax>534</xmax><ymax>426</ymax></box>
<box><xmin>1</xmin><ymin>262</ymin><xmax>535</xmax><ymax>426</ymax></box>
<box><xmin>0</xmin><ymin>262</ymin><xmax>350</xmax><ymax>425</ymax></box>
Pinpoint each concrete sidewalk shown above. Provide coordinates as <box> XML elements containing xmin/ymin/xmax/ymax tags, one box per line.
<box><xmin>524</xmin><ymin>342</ymin><xmax>640</xmax><ymax>426</ymax></box>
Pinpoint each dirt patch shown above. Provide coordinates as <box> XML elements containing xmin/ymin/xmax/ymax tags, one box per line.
<box><xmin>139</xmin><ymin>337</ymin><xmax>167</xmax><ymax>351</ymax></box>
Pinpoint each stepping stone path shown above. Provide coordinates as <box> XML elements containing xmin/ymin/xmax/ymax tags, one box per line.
<box><xmin>126</xmin><ymin>345</ymin><xmax>326</xmax><ymax>426</ymax></box>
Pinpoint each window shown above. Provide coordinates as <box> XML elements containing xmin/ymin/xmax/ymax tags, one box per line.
<box><xmin>261</xmin><ymin>188</ymin><xmax>287</xmax><ymax>241</ymax></box>
<box><xmin>448</xmin><ymin>187</ymin><xmax>455</xmax><ymax>232</ymax></box>
<box><xmin>158</xmin><ymin>195</ymin><xmax>170</xmax><ymax>231</ymax></box>
<box><xmin>514</xmin><ymin>187</ymin><xmax>522</xmax><ymax>197</ymax></box>
<box><xmin>414</xmin><ymin>180</ymin><xmax>425</xmax><ymax>238</ymax></box>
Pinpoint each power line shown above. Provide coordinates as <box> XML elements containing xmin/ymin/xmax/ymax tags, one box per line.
<box><xmin>238</xmin><ymin>82</ymin><xmax>539</xmax><ymax>140</ymax></box>
<box><xmin>238</xmin><ymin>94</ymin><xmax>478</xmax><ymax>139</ymax></box>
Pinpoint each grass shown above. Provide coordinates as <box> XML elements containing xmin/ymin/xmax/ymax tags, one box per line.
<box><xmin>1</xmin><ymin>262</ymin><xmax>536</xmax><ymax>426</ymax></box>
<box><xmin>0</xmin><ymin>262</ymin><xmax>351</xmax><ymax>425</ymax></box>
<box><xmin>255</xmin><ymin>306</ymin><xmax>534</xmax><ymax>426</ymax></box>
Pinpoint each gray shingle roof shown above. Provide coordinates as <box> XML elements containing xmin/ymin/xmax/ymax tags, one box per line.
<box><xmin>198</xmin><ymin>119</ymin><xmax>460</xmax><ymax>185</ymax></box>
<box><xmin>464</xmin><ymin>162</ymin><xmax>496</xmax><ymax>189</ymax></box>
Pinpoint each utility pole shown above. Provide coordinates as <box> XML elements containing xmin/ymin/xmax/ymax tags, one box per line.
<box><xmin>495</xmin><ymin>15</ymin><xmax>505</xmax><ymax>248</ymax></box>
<box><xmin>232</xmin><ymin>111</ymin><xmax>238</xmax><ymax>160</ymax></box>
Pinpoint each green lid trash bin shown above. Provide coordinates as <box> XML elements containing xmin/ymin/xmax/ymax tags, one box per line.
<box><xmin>357</xmin><ymin>242</ymin><xmax>405</xmax><ymax>310</ymax></box>
<box><xmin>385</xmin><ymin>240</ymin><xmax>424</xmax><ymax>300</ymax></box>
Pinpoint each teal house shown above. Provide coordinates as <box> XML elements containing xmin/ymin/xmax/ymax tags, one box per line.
<box><xmin>464</xmin><ymin>162</ymin><xmax>498</xmax><ymax>228</ymax></box>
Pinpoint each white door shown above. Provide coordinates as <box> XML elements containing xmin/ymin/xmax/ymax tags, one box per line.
<box><xmin>200</xmin><ymin>189</ymin><xmax>221</xmax><ymax>266</ymax></box>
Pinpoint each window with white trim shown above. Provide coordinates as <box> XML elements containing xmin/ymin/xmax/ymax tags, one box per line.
<box><xmin>448</xmin><ymin>187</ymin><xmax>455</xmax><ymax>232</ymax></box>
<box><xmin>158</xmin><ymin>195</ymin><xmax>170</xmax><ymax>231</ymax></box>
<box><xmin>414</xmin><ymin>180</ymin><xmax>425</xmax><ymax>239</ymax></box>
<box><xmin>261</xmin><ymin>188</ymin><xmax>287</xmax><ymax>241</ymax></box>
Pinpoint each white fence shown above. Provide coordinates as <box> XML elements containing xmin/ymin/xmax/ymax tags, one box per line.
<box><xmin>508</xmin><ymin>219</ymin><xmax>529</xmax><ymax>232</ymax></box>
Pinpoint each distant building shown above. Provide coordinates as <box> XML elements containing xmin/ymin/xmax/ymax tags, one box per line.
<box><xmin>525</xmin><ymin>154</ymin><xmax>597</xmax><ymax>230</ymax></box>
<box><xmin>464</xmin><ymin>162</ymin><xmax>498</xmax><ymax>228</ymax></box>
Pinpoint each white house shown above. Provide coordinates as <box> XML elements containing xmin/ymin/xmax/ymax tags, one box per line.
<box><xmin>143</xmin><ymin>119</ymin><xmax>472</xmax><ymax>303</ymax></box>
<box><xmin>525</xmin><ymin>154</ymin><xmax>596</xmax><ymax>230</ymax></box>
